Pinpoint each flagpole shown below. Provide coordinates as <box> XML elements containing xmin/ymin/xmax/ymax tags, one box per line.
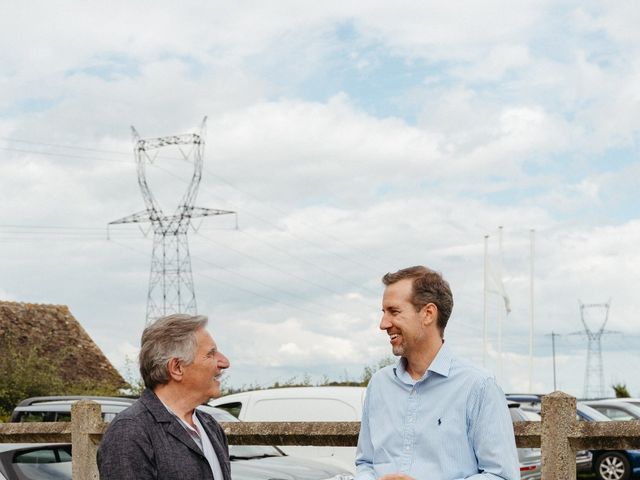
<box><xmin>529</xmin><ymin>228</ymin><xmax>535</xmax><ymax>393</ymax></box>
<box><xmin>483</xmin><ymin>235</ymin><xmax>489</xmax><ymax>368</ymax></box>
<box><xmin>498</xmin><ymin>226</ymin><xmax>504</xmax><ymax>382</ymax></box>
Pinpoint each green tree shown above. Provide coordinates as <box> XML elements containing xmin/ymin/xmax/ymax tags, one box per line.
<box><xmin>0</xmin><ymin>339</ymin><xmax>121</xmax><ymax>421</ymax></box>
<box><xmin>360</xmin><ymin>356</ymin><xmax>395</xmax><ymax>386</ymax></box>
<box><xmin>612</xmin><ymin>382</ymin><xmax>630</xmax><ymax>398</ymax></box>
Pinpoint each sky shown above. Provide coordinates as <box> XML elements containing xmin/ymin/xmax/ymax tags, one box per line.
<box><xmin>1</xmin><ymin>1</ymin><xmax>639</xmax><ymax>398</ymax></box>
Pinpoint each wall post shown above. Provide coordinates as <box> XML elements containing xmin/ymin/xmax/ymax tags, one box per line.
<box><xmin>541</xmin><ymin>391</ymin><xmax>576</xmax><ymax>480</ymax></box>
<box><xmin>71</xmin><ymin>400</ymin><xmax>102</xmax><ymax>480</ymax></box>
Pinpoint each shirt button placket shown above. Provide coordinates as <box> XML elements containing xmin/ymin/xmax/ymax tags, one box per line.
<box><xmin>401</xmin><ymin>386</ymin><xmax>418</xmax><ymax>472</ymax></box>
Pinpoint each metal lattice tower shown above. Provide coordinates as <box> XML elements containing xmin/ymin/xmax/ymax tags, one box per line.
<box><xmin>110</xmin><ymin>118</ymin><xmax>235</xmax><ymax>323</ymax></box>
<box><xmin>574</xmin><ymin>300</ymin><xmax>614</xmax><ymax>399</ymax></box>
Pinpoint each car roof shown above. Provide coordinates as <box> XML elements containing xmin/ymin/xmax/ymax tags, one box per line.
<box><xmin>15</xmin><ymin>396</ymin><xmax>137</xmax><ymax>407</ymax></box>
<box><xmin>0</xmin><ymin>443</ymin><xmax>70</xmax><ymax>454</ymax></box>
<box><xmin>583</xmin><ymin>399</ymin><xmax>640</xmax><ymax>415</ymax></box>
<box><xmin>13</xmin><ymin>404</ymin><xmax>128</xmax><ymax>414</ymax></box>
<box><xmin>211</xmin><ymin>386</ymin><xmax>366</xmax><ymax>403</ymax></box>
<box><xmin>583</xmin><ymin>398</ymin><xmax>640</xmax><ymax>405</ymax></box>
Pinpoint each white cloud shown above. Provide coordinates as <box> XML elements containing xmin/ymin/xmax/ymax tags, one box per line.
<box><xmin>1</xmin><ymin>2</ymin><xmax>639</xmax><ymax>395</ymax></box>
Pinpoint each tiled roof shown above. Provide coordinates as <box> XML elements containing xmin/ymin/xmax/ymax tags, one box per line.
<box><xmin>0</xmin><ymin>301</ymin><xmax>126</xmax><ymax>389</ymax></box>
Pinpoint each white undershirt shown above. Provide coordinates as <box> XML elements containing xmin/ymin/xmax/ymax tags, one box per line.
<box><xmin>161</xmin><ymin>402</ymin><xmax>224</xmax><ymax>479</ymax></box>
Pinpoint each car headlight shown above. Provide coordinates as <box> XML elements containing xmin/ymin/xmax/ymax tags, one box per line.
<box><xmin>325</xmin><ymin>475</ymin><xmax>354</xmax><ymax>480</ymax></box>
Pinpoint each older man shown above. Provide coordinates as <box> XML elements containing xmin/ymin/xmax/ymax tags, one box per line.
<box><xmin>355</xmin><ymin>266</ymin><xmax>519</xmax><ymax>480</ymax></box>
<box><xmin>98</xmin><ymin>314</ymin><xmax>231</xmax><ymax>480</ymax></box>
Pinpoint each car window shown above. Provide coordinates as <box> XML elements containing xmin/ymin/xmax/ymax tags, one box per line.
<box><xmin>54</xmin><ymin>413</ymin><xmax>71</xmax><ymax>422</ymax></box>
<box><xmin>596</xmin><ymin>407</ymin><xmax>635</xmax><ymax>421</ymax></box>
<box><xmin>577</xmin><ymin>403</ymin><xmax>612</xmax><ymax>421</ymax></box>
<box><xmin>15</xmin><ymin>412</ymin><xmax>48</xmax><ymax>422</ymax></box>
<box><xmin>103</xmin><ymin>412</ymin><xmax>117</xmax><ymax>422</ymax></box>
<box><xmin>11</xmin><ymin>446</ymin><xmax>72</xmax><ymax>480</ymax></box>
<box><xmin>215</xmin><ymin>402</ymin><xmax>242</xmax><ymax>418</ymax></box>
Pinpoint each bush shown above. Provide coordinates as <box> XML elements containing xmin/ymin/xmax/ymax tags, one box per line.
<box><xmin>0</xmin><ymin>339</ymin><xmax>121</xmax><ymax>421</ymax></box>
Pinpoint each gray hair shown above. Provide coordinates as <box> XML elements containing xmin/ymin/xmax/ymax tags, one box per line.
<box><xmin>139</xmin><ymin>313</ymin><xmax>208</xmax><ymax>390</ymax></box>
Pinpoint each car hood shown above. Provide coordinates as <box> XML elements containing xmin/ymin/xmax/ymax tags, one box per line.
<box><xmin>231</xmin><ymin>455</ymin><xmax>351</xmax><ymax>480</ymax></box>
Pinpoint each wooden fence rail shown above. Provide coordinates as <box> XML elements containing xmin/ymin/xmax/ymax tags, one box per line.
<box><xmin>3</xmin><ymin>392</ymin><xmax>640</xmax><ymax>479</ymax></box>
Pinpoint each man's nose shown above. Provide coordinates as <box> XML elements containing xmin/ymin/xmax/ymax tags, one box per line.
<box><xmin>218</xmin><ymin>352</ymin><xmax>230</xmax><ymax>369</ymax></box>
<box><xmin>379</xmin><ymin>313</ymin><xmax>391</xmax><ymax>330</ymax></box>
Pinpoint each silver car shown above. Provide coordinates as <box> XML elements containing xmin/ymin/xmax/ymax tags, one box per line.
<box><xmin>508</xmin><ymin>403</ymin><xmax>592</xmax><ymax>479</ymax></box>
<box><xmin>8</xmin><ymin>398</ymin><xmax>354</xmax><ymax>480</ymax></box>
<box><xmin>509</xmin><ymin>403</ymin><xmax>542</xmax><ymax>480</ymax></box>
<box><xmin>0</xmin><ymin>443</ymin><xmax>72</xmax><ymax>480</ymax></box>
<box><xmin>198</xmin><ymin>405</ymin><xmax>354</xmax><ymax>480</ymax></box>
<box><xmin>10</xmin><ymin>396</ymin><xmax>136</xmax><ymax>423</ymax></box>
<box><xmin>582</xmin><ymin>399</ymin><xmax>640</xmax><ymax>421</ymax></box>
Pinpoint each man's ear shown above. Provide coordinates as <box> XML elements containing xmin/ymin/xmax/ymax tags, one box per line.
<box><xmin>421</xmin><ymin>303</ymin><xmax>438</xmax><ymax>328</ymax></box>
<box><xmin>167</xmin><ymin>357</ymin><xmax>183</xmax><ymax>381</ymax></box>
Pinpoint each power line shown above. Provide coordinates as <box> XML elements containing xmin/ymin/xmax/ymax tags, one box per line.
<box><xmin>109</xmin><ymin>239</ymin><xmax>351</xmax><ymax>320</ymax></box>
<box><xmin>194</xmin><ymin>230</ymin><xmax>373</xmax><ymax>300</ymax></box>
<box><xmin>1</xmin><ymin>135</ymin><xmax>400</xmax><ymax>275</ymax></box>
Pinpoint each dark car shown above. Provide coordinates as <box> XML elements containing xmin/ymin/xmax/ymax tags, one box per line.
<box><xmin>577</xmin><ymin>403</ymin><xmax>640</xmax><ymax>480</ymax></box>
<box><xmin>506</xmin><ymin>394</ymin><xmax>640</xmax><ymax>480</ymax></box>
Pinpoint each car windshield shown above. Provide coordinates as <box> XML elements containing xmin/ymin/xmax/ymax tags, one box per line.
<box><xmin>229</xmin><ymin>445</ymin><xmax>284</xmax><ymax>459</ymax></box>
<box><xmin>577</xmin><ymin>403</ymin><xmax>612</xmax><ymax>421</ymax></box>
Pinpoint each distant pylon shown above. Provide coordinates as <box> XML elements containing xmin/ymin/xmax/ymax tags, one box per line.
<box><xmin>109</xmin><ymin>118</ymin><xmax>235</xmax><ymax>323</ymax></box>
<box><xmin>570</xmin><ymin>300</ymin><xmax>615</xmax><ymax>399</ymax></box>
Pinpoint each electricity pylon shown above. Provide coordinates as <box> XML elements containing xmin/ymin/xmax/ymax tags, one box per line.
<box><xmin>569</xmin><ymin>300</ymin><xmax>615</xmax><ymax>399</ymax></box>
<box><xmin>110</xmin><ymin>118</ymin><xmax>235</xmax><ymax>323</ymax></box>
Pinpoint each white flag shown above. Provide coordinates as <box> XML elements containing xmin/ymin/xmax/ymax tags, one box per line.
<box><xmin>486</xmin><ymin>258</ymin><xmax>511</xmax><ymax>314</ymax></box>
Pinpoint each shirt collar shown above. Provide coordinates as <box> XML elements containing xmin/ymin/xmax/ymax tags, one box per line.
<box><xmin>394</xmin><ymin>341</ymin><xmax>453</xmax><ymax>382</ymax></box>
<box><xmin>428</xmin><ymin>341</ymin><xmax>453</xmax><ymax>378</ymax></box>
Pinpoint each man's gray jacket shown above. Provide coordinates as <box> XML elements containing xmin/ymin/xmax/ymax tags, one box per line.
<box><xmin>97</xmin><ymin>389</ymin><xmax>232</xmax><ymax>480</ymax></box>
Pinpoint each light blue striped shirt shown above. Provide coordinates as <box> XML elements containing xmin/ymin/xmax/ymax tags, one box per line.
<box><xmin>355</xmin><ymin>342</ymin><xmax>519</xmax><ymax>480</ymax></box>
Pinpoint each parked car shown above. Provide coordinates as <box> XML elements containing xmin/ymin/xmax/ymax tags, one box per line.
<box><xmin>506</xmin><ymin>394</ymin><xmax>640</xmax><ymax>480</ymax></box>
<box><xmin>508</xmin><ymin>403</ymin><xmax>542</xmax><ymax>480</ymax></box>
<box><xmin>0</xmin><ymin>443</ymin><xmax>72</xmax><ymax>480</ymax></box>
<box><xmin>211</xmin><ymin>387</ymin><xmax>555</xmax><ymax>476</ymax></box>
<box><xmin>583</xmin><ymin>399</ymin><xmax>640</xmax><ymax>421</ymax></box>
<box><xmin>508</xmin><ymin>401</ymin><xmax>592</xmax><ymax>476</ymax></box>
<box><xmin>4</xmin><ymin>400</ymin><xmax>354</xmax><ymax>480</ymax></box>
<box><xmin>0</xmin><ymin>439</ymin><xmax>353</xmax><ymax>480</ymax></box>
<box><xmin>10</xmin><ymin>396</ymin><xmax>136</xmax><ymax>423</ymax></box>
<box><xmin>209</xmin><ymin>386</ymin><xmax>365</xmax><ymax>472</ymax></box>
<box><xmin>577</xmin><ymin>403</ymin><xmax>640</xmax><ymax>480</ymax></box>
<box><xmin>584</xmin><ymin>398</ymin><xmax>640</xmax><ymax>410</ymax></box>
<box><xmin>209</xmin><ymin>386</ymin><xmax>365</xmax><ymax>421</ymax></box>
<box><xmin>199</xmin><ymin>404</ymin><xmax>353</xmax><ymax>479</ymax></box>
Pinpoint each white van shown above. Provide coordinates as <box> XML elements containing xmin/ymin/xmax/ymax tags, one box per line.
<box><xmin>209</xmin><ymin>386</ymin><xmax>366</xmax><ymax>472</ymax></box>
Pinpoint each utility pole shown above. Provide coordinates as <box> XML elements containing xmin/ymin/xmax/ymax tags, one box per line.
<box><xmin>109</xmin><ymin>118</ymin><xmax>235</xmax><ymax>323</ymax></box>
<box><xmin>546</xmin><ymin>331</ymin><xmax>561</xmax><ymax>391</ymax></box>
<box><xmin>528</xmin><ymin>228</ymin><xmax>535</xmax><ymax>393</ymax></box>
